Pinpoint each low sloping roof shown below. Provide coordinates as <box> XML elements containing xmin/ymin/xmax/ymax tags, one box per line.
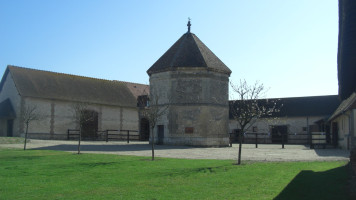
<box><xmin>147</xmin><ymin>32</ymin><xmax>231</xmax><ymax>76</ymax></box>
<box><xmin>329</xmin><ymin>92</ymin><xmax>356</xmax><ymax>121</ymax></box>
<box><xmin>229</xmin><ymin>95</ymin><xmax>340</xmax><ymax>119</ymax></box>
<box><xmin>0</xmin><ymin>98</ymin><xmax>16</xmax><ymax>119</ymax></box>
<box><xmin>2</xmin><ymin>65</ymin><xmax>137</xmax><ymax>108</ymax></box>
<box><xmin>276</xmin><ymin>95</ymin><xmax>340</xmax><ymax>117</ymax></box>
<box><xmin>121</xmin><ymin>82</ymin><xmax>149</xmax><ymax>99</ymax></box>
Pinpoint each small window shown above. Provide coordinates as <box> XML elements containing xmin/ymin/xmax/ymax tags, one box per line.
<box><xmin>185</xmin><ymin>127</ymin><xmax>194</xmax><ymax>134</ymax></box>
<box><xmin>252</xmin><ymin>126</ymin><xmax>258</xmax><ymax>132</ymax></box>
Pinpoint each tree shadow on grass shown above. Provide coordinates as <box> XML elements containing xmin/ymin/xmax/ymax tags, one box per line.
<box><xmin>313</xmin><ymin>148</ymin><xmax>350</xmax><ymax>158</ymax></box>
<box><xmin>32</xmin><ymin>144</ymin><xmax>195</xmax><ymax>152</ymax></box>
<box><xmin>274</xmin><ymin>164</ymin><xmax>352</xmax><ymax>200</ymax></box>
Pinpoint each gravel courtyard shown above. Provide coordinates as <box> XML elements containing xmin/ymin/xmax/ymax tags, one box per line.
<box><xmin>0</xmin><ymin>139</ymin><xmax>350</xmax><ymax>162</ymax></box>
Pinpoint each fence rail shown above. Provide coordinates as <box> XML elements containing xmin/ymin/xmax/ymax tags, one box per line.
<box><xmin>105</xmin><ymin>130</ymin><xmax>139</xmax><ymax>143</ymax></box>
<box><xmin>67</xmin><ymin>129</ymin><xmax>139</xmax><ymax>143</ymax></box>
<box><xmin>67</xmin><ymin>129</ymin><xmax>79</xmax><ymax>140</ymax></box>
<box><xmin>229</xmin><ymin>132</ymin><xmax>333</xmax><ymax>149</ymax></box>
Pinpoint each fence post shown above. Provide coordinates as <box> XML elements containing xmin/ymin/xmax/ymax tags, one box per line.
<box><xmin>255</xmin><ymin>132</ymin><xmax>258</xmax><ymax>148</ymax></box>
<box><xmin>230</xmin><ymin>133</ymin><xmax>234</xmax><ymax>147</ymax></box>
<box><xmin>127</xmin><ymin>130</ymin><xmax>130</xmax><ymax>143</ymax></box>
<box><xmin>282</xmin><ymin>133</ymin><xmax>285</xmax><ymax>149</ymax></box>
<box><xmin>106</xmin><ymin>130</ymin><xmax>109</xmax><ymax>142</ymax></box>
<box><xmin>309</xmin><ymin>132</ymin><xmax>313</xmax><ymax>149</ymax></box>
<box><xmin>67</xmin><ymin>129</ymin><xmax>69</xmax><ymax>140</ymax></box>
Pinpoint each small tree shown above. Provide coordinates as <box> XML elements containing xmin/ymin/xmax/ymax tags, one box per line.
<box><xmin>22</xmin><ymin>105</ymin><xmax>43</xmax><ymax>150</ymax></box>
<box><xmin>230</xmin><ymin>80</ymin><xmax>281</xmax><ymax>165</ymax></box>
<box><xmin>71</xmin><ymin>102</ymin><xmax>96</xmax><ymax>154</ymax></box>
<box><xmin>139</xmin><ymin>92</ymin><xmax>169</xmax><ymax>161</ymax></box>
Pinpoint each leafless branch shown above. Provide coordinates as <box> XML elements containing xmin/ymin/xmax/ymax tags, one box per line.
<box><xmin>230</xmin><ymin>79</ymin><xmax>282</xmax><ymax>165</ymax></box>
<box><xmin>22</xmin><ymin>105</ymin><xmax>43</xmax><ymax>150</ymax></box>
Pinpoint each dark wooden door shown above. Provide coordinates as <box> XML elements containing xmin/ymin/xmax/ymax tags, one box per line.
<box><xmin>157</xmin><ymin>125</ymin><xmax>164</xmax><ymax>145</ymax></box>
<box><xmin>81</xmin><ymin>110</ymin><xmax>98</xmax><ymax>140</ymax></box>
<box><xmin>332</xmin><ymin>122</ymin><xmax>338</xmax><ymax>147</ymax></box>
<box><xmin>140</xmin><ymin>118</ymin><xmax>150</xmax><ymax>141</ymax></box>
<box><xmin>271</xmin><ymin>125</ymin><xmax>288</xmax><ymax>144</ymax></box>
<box><xmin>7</xmin><ymin>119</ymin><xmax>13</xmax><ymax>137</ymax></box>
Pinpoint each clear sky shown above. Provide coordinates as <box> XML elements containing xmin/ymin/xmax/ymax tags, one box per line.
<box><xmin>0</xmin><ymin>0</ymin><xmax>339</xmax><ymax>98</ymax></box>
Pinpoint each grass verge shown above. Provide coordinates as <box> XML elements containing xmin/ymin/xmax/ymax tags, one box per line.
<box><xmin>0</xmin><ymin>149</ymin><xmax>352</xmax><ymax>200</ymax></box>
<box><xmin>0</xmin><ymin>137</ymin><xmax>25</xmax><ymax>144</ymax></box>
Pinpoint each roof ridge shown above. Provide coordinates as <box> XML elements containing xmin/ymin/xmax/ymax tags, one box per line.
<box><xmin>116</xmin><ymin>80</ymin><xmax>149</xmax><ymax>86</ymax></box>
<box><xmin>229</xmin><ymin>94</ymin><xmax>339</xmax><ymax>102</ymax></box>
<box><xmin>7</xmin><ymin>65</ymin><xmax>119</xmax><ymax>83</ymax></box>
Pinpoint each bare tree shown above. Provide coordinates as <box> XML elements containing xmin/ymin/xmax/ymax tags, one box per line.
<box><xmin>139</xmin><ymin>92</ymin><xmax>169</xmax><ymax>161</ymax></box>
<box><xmin>71</xmin><ymin>102</ymin><xmax>96</xmax><ymax>154</ymax></box>
<box><xmin>22</xmin><ymin>105</ymin><xmax>43</xmax><ymax>150</ymax></box>
<box><xmin>230</xmin><ymin>80</ymin><xmax>281</xmax><ymax>165</ymax></box>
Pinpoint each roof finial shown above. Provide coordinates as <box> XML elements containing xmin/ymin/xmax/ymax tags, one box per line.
<box><xmin>187</xmin><ymin>17</ymin><xmax>191</xmax><ymax>33</ymax></box>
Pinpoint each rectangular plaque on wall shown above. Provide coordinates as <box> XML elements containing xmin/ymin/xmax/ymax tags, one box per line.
<box><xmin>185</xmin><ymin>127</ymin><xmax>194</xmax><ymax>134</ymax></box>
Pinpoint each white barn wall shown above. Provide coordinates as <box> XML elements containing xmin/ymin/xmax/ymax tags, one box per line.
<box><xmin>331</xmin><ymin>111</ymin><xmax>351</xmax><ymax>149</ymax></box>
<box><xmin>23</xmin><ymin>97</ymin><xmax>52</xmax><ymax>136</ymax></box>
<box><xmin>101</xmin><ymin>106</ymin><xmax>122</xmax><ymax>130</ymax></box>
<box><xmin>229</xmin><ymin>116</ymin><xmax>327</xmax><ymax>144</ymax></box>
<box><xmin>53</xmin><ymin>100</ymin><xmax>77</xmax><ymax>136</ymax></box>
<box><xmin>121</xmin><ymin>108</ymin><xmax>139</xmax><ymax>130</ymax></box>
<box><xmin>19</xmin><ymin>97</ymin><xmax>139</xmax><ymax>140</ymax></box>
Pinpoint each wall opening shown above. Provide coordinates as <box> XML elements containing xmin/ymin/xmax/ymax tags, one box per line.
<box><xmin>7</xmin><ymin>119</ymin><xmax>13</xmax><ymax>137</ymax></box>
<box><xmin>81</xmin><ymin>110</ymin><xmax>98</xmax><ymax>140</ymax></box>
<box><xmin>271</xmin><ymin>125</ymin><xmax>288</xmax><ymax>144</ymax></box>
<box><xmin>140</xmin><ymin>118</ymin><xmax>149</xmax><ymax>141</ymax></box>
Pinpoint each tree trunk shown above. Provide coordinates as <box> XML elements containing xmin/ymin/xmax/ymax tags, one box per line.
<box><xmin>24</xmin><ymin>123</ymin><xmax>29</xmax><ymax>150</ymax></box>
<box><xmin>78</xmin><ymin>126</ymin><xmax>81</xmax><ymax>154</ymax></box>
<box><xmin>237</xmin><ymin>132</ymin><xmax>243</xmax><ymax>165</ymax></box>
<box><xmin>151</xmin><ymin>127</ymin><xmax>155</xmax><ymax>161</ymax></box>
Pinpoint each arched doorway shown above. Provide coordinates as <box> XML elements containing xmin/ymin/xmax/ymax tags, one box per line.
<box><xmin>81</xmin><ymin>110</ymin><xmax>98</xmax><ymax>140</ymax></box>
<box><xmin>140</xmin><ymin>118</ymin><xmax>149</xmax><ymax>141</ymax></box>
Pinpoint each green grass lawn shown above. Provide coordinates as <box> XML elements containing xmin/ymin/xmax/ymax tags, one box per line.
<box><xmin>0</xmin><ymin>149</ymin><xmax>352</xmax><ymax>200</ymax></box>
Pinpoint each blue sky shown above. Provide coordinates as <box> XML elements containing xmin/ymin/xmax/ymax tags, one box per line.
<box><xmin>0</xmin><ymin>0</ymin><xmax>338</xmax><ymax>98</ymax></box>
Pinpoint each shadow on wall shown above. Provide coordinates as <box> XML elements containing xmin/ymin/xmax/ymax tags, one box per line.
<box><xmin>274</xmin><ymin>165</ymin><xmax>352</xmax><ymax>200</ymax></box>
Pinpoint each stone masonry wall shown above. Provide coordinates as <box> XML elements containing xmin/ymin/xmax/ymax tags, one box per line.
<box><xmin>21</xmin><ymin>97</ymin><xmax>139</xmax><ymax>140</ymax></box>
<box><xmin>150</xmin><ymin>68</ymin><xmax>230</xmax><ymax>147</ymax></box>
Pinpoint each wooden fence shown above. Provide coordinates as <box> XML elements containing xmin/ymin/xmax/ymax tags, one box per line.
<box><xmin>67</xmin><ymin>129</ymin><xmax>139</xmax><ymax>143</ymax></box>
<box><xmin>229</xmin><ymin>132</ymin><xmax>332</xmax><ymax>149</ymax></box>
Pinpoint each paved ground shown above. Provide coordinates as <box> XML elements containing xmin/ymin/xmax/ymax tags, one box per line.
<box><xmin>0</xmin><ymin>139</ymin><xmax>350</xmax><ymax>162</ymax></box>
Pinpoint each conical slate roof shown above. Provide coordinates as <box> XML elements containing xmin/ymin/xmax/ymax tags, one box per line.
<box><xmin>147</xmin><ymin>32</ymin><xmax>231</xmax><ymax>76</ymax></box>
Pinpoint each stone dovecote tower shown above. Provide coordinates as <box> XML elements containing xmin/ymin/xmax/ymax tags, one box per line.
<box><xmin>147</xmin><ymin>21</ymin><xmax>231</xmax><ymax>147</ymax></box>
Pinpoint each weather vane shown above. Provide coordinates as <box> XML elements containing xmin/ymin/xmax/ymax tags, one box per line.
<box><xmin>187</xmin><ymin>17</ymin><xmax>191</xmax><ymax>33</ymax></box>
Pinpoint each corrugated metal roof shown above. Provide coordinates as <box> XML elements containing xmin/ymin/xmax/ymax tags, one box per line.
<box><xmin>4</xmin><ymin>65</ymin><xmax>137</xmax><ymax>108</ymax></box>
<box><xmin>147</xmin><ymin>32</ymin><xmax>231</xmax><ymax>75</ymax></box>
